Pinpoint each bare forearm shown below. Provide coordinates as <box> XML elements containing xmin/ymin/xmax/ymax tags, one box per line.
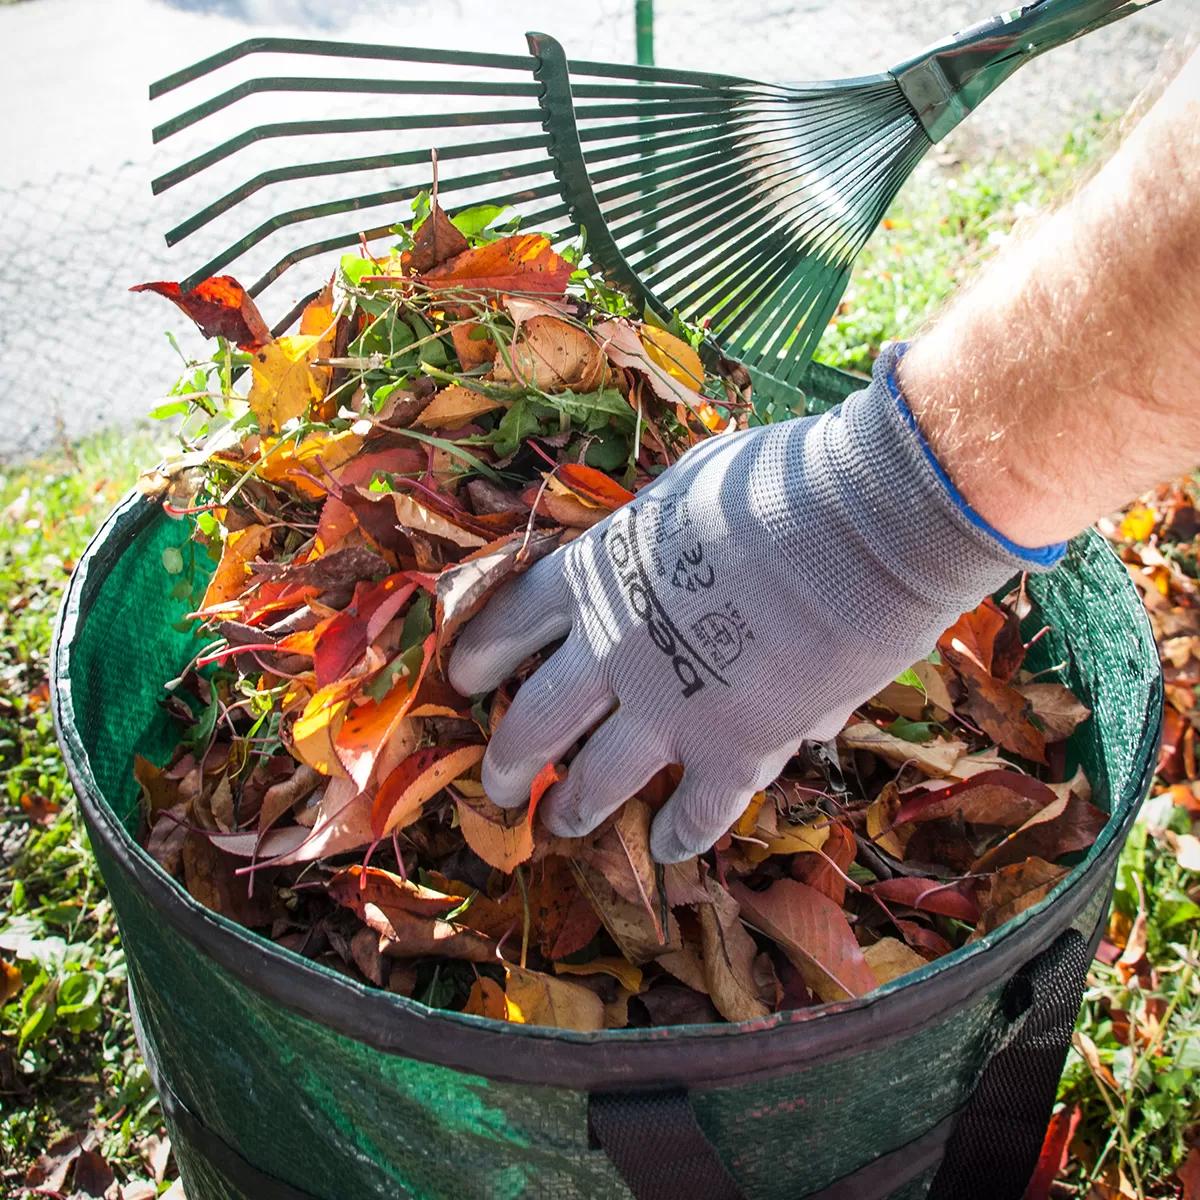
<box><xmin>899</xmin><ymin>50</ymin><xmax>1200</xmax><ymax>549</ymax></box>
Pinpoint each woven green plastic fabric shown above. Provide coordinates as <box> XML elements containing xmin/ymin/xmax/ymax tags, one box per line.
<box><xmin>54</xmin><ymin>429</ymin><xmax>1161</xmax><ymax>1198</ymax></box>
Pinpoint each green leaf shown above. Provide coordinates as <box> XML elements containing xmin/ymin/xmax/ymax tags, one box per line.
<box><xmin>339</xmin><ymin>255</ymin><xmax>379</xmax><ymax>288</ymax></box>
<box><xmin>365</xmin><ymin>641</ymin><xmax>425</xmax><ymax>703</ymax></box>
<box><xmin>893</xmin><ymin>667</ymin><xmax>927</xmax><ymax>697</ymax></box>
<box><xmin>491</xmin><ymin>397</ymin><xmax>542</xmax><ymax>459</ymax></box>
<box><xmin>582</xmin><ymin>430</ymin><xmax>629</xmax><ymax>472</ymax></box>
<box><xmin>450</xmin><ymin>203</ymin><xmax>510</xmax><ymax>240</ymax></box>
<box><xmin>399</xmin><ymin>592</ymin><xmax>433</xmax><ymax>654</ymax></box>
<box><xmin>886</xmin><ymin>717</ymin><xmax>937</xmax><ymax>744</ymax></box>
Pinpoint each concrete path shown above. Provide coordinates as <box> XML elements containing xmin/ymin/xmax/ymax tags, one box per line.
<box><xmin>0</xmin><ymin>0</ymin><xmax>1194</xmax><ymax>459</ymax></box>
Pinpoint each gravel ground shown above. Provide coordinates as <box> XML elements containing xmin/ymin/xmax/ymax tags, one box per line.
<box><xmin>0</xmin><ymin>0</ymin><xmax>1194</xmax><ymax>459</ymax></box>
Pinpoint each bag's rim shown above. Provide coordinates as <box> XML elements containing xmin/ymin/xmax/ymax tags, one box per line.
<box><xmin>52</xmin><ymin>491</ymin><xmax>1162</xmax><ymax>1091</ymax></box>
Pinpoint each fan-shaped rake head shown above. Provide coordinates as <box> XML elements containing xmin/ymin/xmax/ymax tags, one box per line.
<box><xmin>148</xmin><ymin>0</ymin><xmax>1155</xmax><ymax>412</ymax></box>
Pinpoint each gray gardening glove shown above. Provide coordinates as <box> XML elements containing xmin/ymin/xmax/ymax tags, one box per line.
<box><xmin>448</xmin><ymin>345</ymin><xmax>1064</xmax><ymax>862</ymax></box>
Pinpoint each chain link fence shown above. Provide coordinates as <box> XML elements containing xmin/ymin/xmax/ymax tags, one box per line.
<box><xmin>0</xmin><ymin>0</ymin><xmax>1190</xmax><ymax>462</ymax></box>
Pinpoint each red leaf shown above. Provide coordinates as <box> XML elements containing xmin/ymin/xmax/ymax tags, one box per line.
<box><xmin>1023</xmin><ymin>1104</ymin><xmax>1081</xmax><ymax>1200</ymax></box>
<box><xmin>1178</xmin><ymin>1146</ymin><xmax>1200</xmax><ymax>1200</ymax></box>
<box><xmin>730</xmin><ymin>878</ymin><xmax>877</xmax><ymax>1002</ymax></box>
<box><xmin>867</xmin><ymin>876</ymin><xmax>981</xmax><ymax>923</ymax></box>
<box><xmin>130</xmin><ymin>275</ymin><xmax>271</xmax><ymax>349</ymax></box>
<box><xmin>893</xmin><ymin>770</ymin><xmax>1056</xmax><ymax>828</ymax></box>
<box><xmin>789</xmin><ymin>818</ymin><xmax>856</xmax><ymax>906</ymax></box>
<box><xmin>971</xmin><ymin>789</ymin><xmax>1108</xmax><ymax>873</ymax></box>
<box><xmin>370</xmin><ymin>742</ymin><xmax>485</xmax><ymax>838</ymax></box>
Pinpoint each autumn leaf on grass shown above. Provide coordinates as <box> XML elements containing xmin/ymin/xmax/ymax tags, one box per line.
<box><xmin>503</xmin><ymin>963</ymin><xmax>605</xmax><ymax>1031</ymax></box>
<box><xmin>970</xmin><ymin>788</ymin><xmax>1107</xmax><ymax>873</ymax></box>
<box><xmin>698</xmin><ymin>879</ymin><xmax>771</xmax><ymax>1022</ymax></box>
<box><xmin>730</xmin><ymin>878</ymin><xmax>876</xmax><ymax>1003</ymax></box>
<box><xmin>130</xmin><ymin>275</ymin><xmax>271</xmax><ymax>349</ymax></box>
<box><xmin>455</xmin><ymin>789</ymin><xmax>534</xmax><ymax>872</ymax></box>
<box><xmin>421</xmin><ymin>234</ymin><xmax>573</xmax><ymax>298</ymax></box>
<box><xmin>415</xmin><ymin>384</ymin><xmax>506</xmax><ymax>430</ymax></box>
<box><xmin>1</xmin><ymin>959</ymin><xmax>23</xmax><ymax>1004</ymax></box>
<box><xmin>972</xmin><ymin>857</ymin><xmax>1068</xmax><ymax>936</ymax></box>
<box><xmin>249</xmin><ymin>335</ymin><xmax>327</xmax><ymax>434</ymax></box>
<box><xmin>838</xmin><ymin>722</ymin><xmax>967</xmax><ymax>777</ymax></box>
<box><xmin>201</xmin><ymin>523</ymin><xmax>273</xmax><ymax>610</ymax></box>
<box><xmin>639</xmin><ymin>325</ymin><xmax>705</xmax><ymax>392</ymax></box>
<box><xmin>370</xmin><ymin>744</ymin><xmax>484</xmax><ymax>839</ymax></box>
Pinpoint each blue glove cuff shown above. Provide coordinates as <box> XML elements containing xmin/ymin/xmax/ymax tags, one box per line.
<box><xmin>884</xmin><ymin>343</ymin><xmax>1067</xmax><ymax>568</ymax></box>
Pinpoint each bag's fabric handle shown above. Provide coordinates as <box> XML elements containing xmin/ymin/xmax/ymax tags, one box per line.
<box><xmin>927</xmin><ymin>926</ymin><xmax>1090</xmax><ymax>1200</ymax></box>
<box><xmin>590</xmin><ymin>927</ymin><xmax>1091</xmax><ymax>1200</ymax></box>
<box><xmin>589</xmin><ymin>1089</ymin><xmax>747</xmax><ymax>1200</ymax></box>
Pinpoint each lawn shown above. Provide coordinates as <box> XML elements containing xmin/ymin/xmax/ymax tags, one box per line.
<box><xmin>1</xmin><ymin>114</ymin><xmax>1198</xmax><ymax>1198</ymax></box>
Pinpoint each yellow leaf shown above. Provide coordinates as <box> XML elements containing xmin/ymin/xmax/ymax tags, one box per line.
<box><xmin>257</xmin><ymin>429</ymin><xmax>363</xmax><ymax>499</ymax></box>
<box><xmin>639</xmin><ymin>325</ymin><xmax>704</xmax><ymax>392</ymax></box>
<box><xmin>1119</xmin><ymin>503</ymin><xmax>1156</xmax><ymax>543</ymax></box>
<box><xmin>866</xmin><ymin>782</ymin><xmax>907</xmax><ymax>858</ymax></box>
<box><xmin>863</xmin><ymin>937</ymin><xmax>926</xmax><ymax>986</ymax></box>
<box><xmin>415</xmin><ymin>384</ymin><xmax>505</xmax><ymax>430</ymax></box>
<box><xmin>456</xmin><ymin>793</ymin><xmax>533</xmax><ymax>872</ymax></box>
<box><xmin>200</xmin><ymin>523</ymin><xmax>272</xmax><ymax>610</ymax></box>
<box><xmin>249</xmin><ymin>334</ymin><xmax>326</xmax><ymax>433</ymax></box>
<box><xmin>292</xmin><ymin>683</ymin><xmax>353</xmax><ymax>777</ymax></box>
<box><xmin>1</xmin><ymin>959</ymin><xmax>23</xmax><ymax>1004</ymax></box>
<box><xmin>554</xmin><ymin>956</ymin><xmax>644</xmax><ymax>994</ymax></box>
<box><xmin>745</xmin><ymin>817</ymin><xmax>830</xmax><ymax>865</ymax></box>
<box><xmin>732</xmin><ymin>791</ymin><xmax>767</xmax><ymax>838</ymax></box>
<box><xmin>504</xmin><ymin>963</ymin><xmax>604</xmax><ymax>1031</ymax></box>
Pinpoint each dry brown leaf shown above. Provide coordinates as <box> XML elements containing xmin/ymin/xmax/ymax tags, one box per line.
<box><xmin>415</xmin><ymin>384</ymin><xmax>506</xmax><ymax>430</ymax></box>
<box><xmin>698</xmin><ymin>880</ymin><xmax>771</xmax><ymax>1022</ymax></box>
<box><xmin>492</xmin><ymin>315</ymin><xmax>610</xmax><ymax>391</ymax></box>
<box><xmin>1017</xmin><ymin>682</ymin><xmax>1092</xmax><ymax>741</ymax></box>
<box><xmin>863</xmin><ymin>937</ymin><xmax>927</xmax><ymax>986</ymax></box>
<box><xmin>838</xmin><ymin>722</ymin><xmax>967</xmax><ymax>777</ymax></box>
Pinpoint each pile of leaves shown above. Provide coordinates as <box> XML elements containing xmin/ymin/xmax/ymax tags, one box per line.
<box><xmin>131</xmin><ymin>193</ymin><xmax>1104</xmax><ymax>1031</ymax></box>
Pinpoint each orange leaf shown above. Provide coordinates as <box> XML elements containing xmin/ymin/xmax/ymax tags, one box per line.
<box><xmin>422</xmin><ymin>234</ymin><xmax>573</xmax><ymax>297</ymax></box>
<box><xmin>555</xmin><ymin>463</ymin><xmax>636</xmax><ymax>511</ymax></box>
<box><xmin>1</xmin><ymin>959</ymin><xmax>23</xmax><ymax>1004</ymax></box>
<box><xmin>456</xmin><ymin>792</ymin><xmax>534</xmax><ymax>873</ymax></box>
<box><xmin>415</xmin><ymin>384</ymin><xmax>506</xmax><ymax>430</ymax></box>
<box><xmin>335</xmin><ymin>634</ymin><xmax>435</xmax><ymax>790</ymax></box>
<box><xmin>256</xmin><ymin>429</ymin><xmax>363</xmax><ymax>499</ymax></box>
<box><xmin>201</xmin><ymin>524</ymin><xmax>273</xmax><ymax>610</ymax></box>
<box><xmin>130</xmin><ymin>275</ymin><xmax>271</xmax><ymax>349</ymax></box>
<box><xmin>527</xmin><ymin>761</ymin><xmax>562</xmax><ymax>827</ymax></box>
<box><xmin>463</xmin><ymin>976</ymin><xmax>517</xmax><ymax>1021</ymax></box>
<box><xmin>371</xmin><ymin>743</ymin><xmax>486</xmax><ymax>838</ymax></box>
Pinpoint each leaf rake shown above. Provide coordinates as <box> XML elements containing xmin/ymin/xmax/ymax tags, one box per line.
<box><xmin>147</xmin><ymin>0</ymin><xmax>1156</xmax><ymax>411</ymax></box>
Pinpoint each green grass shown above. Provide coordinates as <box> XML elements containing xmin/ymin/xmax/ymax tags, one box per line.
<box><xmin>0</xmin><ymin>430</ymin><xmax>171</xmax><ymax>1194</ymax></box>
<box><xmin>1</xmin><ymin>112</ymin><xmax>1197</xmax><ymax>1197</ymax></box>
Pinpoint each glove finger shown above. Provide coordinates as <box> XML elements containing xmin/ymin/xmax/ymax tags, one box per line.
<box><xmin>482</xmin><ymin>636</ymin><xmax>613</xmax><ymax>808</ymax></box>
<box><xmin>539</xmin><ymin>711</ymin><xmax>668</xmax><ymax>840</ymax></box>
<box><xmin>649</xmin><ymin>769</ymin><xmax>757</xmax><ymax>864</ymax></box>
<box><xmin>448</xmin><ymin>553</ymin><xmax>572</xmax><ymax>696</ymax></box>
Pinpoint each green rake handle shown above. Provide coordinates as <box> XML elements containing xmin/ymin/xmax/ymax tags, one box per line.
<box><xmin>892</xmin><ymin>0</ymin><xmax>1158</xmax><ymax>142</ymax></box>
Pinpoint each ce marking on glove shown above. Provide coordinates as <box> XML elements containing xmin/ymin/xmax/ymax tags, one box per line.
<box><xmin>669</xmin><ymin>541</ymin><xmax>715</xmax><ymax>592</ymax></box>
<box><xmin>605</xmin><ymin>507</ymin><xmax>729</xmax><ymax>699</ymax></box>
